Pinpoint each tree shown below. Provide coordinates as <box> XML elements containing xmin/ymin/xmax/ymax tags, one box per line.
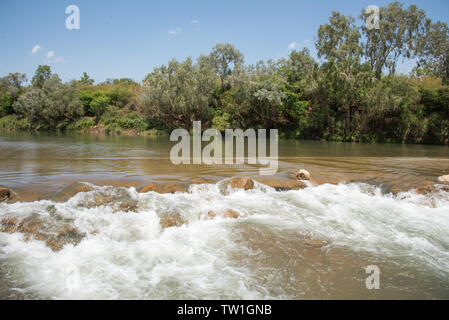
<box><xmin>316</xmin><ymin>11</ymin><xmax>373</xmax><ymax>139</ymax></box>
<box><xmin>209</xmin><ymin>43</ymin><xmax>244</xmax><ymax>91</ymax></box>
<box><xmin>31</xmin><ymin>65</ymin><xmax>52</xmax><ymax>88</ymax></box>
<box><xmin>0</xmin><ymin>73</ymin><xmax>27</xmax><ymax>116</ymax></box>
<box><xmin>79</xmin><ymin>72</ymin><xmax>94</xmax><ymax>85</ymax></box>
<box><xmin>360</xmin><ymin>2</ymin><xmax>427</xmax><ymax>78</ymax></box>
<box><xmin>90</xmin><ymin>93</ymin><xmax>110</xmax><ymax>122</ymax></box>
<box><xmin>316</xmin><ymin>11</ymin><xmax>362</xmax><ymax>64</ymax></box>
<box><xmin>141</xmin><ymin>56</ymin><xmax>216</xmax><ymax>129</ymax></box>
<box><xmin>418</xmin><ymin>21</ymin><xmax>449</xmax><ymax>85</ymax></box>
<box><xmin>14</xmin><ymin>74</ymin><xmax>83</xmax><ymax>129</ymax></box>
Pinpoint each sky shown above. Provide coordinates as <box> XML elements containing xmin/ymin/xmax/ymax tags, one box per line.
<box><xmin>1</xmin><ymin>0</ymin><xmax>449</xmax><ymax>83</ymax></box>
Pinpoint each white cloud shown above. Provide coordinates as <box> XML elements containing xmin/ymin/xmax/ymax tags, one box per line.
<box><xmin>46</xmin><ymin>51</ymin><xmax>54</xmax><ymax>58</ymax></box>
<box><xmin>190</xmin><ymin>20</ymin><xmax>200</xmax><ymax>24</ymax></box>
<box><xmin>44</xmin><ymin>56</ymin><xmax>64</xmax><ymax>65</ymax></box>
<box><xmin>169</xmin><ymin>27</ymin><xmax>181</xmax><ymax>35</ymax></box>
<box><xmin>288</xmin><ymin>42</ymin><xmax>297</xmax><ymax>50</ymax></box>
<box><xmin>31</xmin><ymin>44</ymin><xmax>41</xmax><ymax>55</ymax></box>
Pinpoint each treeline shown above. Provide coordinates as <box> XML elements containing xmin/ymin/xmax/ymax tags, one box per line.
<box><xmin>1</xmin><ymin>1</ymin><xmax>448</xmax><ymax>144</ymax></box>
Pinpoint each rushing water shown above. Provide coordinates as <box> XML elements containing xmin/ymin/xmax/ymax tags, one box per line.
<box><xmin>0</xmin><ymin>132</ymin><xmax>449</xmax><ymax>299</ymax></box>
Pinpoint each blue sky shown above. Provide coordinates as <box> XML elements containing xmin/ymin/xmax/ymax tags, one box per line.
<box><xmin>1</xmin><ymin>0</ymin><xmax>449</xmax><ymax>83</ymax></box>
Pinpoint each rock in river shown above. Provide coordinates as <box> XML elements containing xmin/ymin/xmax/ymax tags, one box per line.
<box><xmin>0</xmin><ymin>186</ymin><xmax>10</xmax><ymax>201</ymax></box>
<box><xmin>292</xmin><ymin>169</ymin><xmax>311</xmax><ymax>180</ymax></box>
<box><xmin>229</xmin><ymin>177</ymin><xmax>254</xmax><ymax>190</ymax></box>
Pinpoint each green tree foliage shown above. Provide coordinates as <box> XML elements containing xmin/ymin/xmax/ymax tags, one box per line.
<box><xmin>209</xmin><ymin>43</ymin><xmax>244</xmax><ymax>91</ymax></box>
<box><xmin>31</xmin><ymin>65</ymin><xmax>52</xmax><ymax>88</ymax></box>
<box><xmin>141</xmin><ymin>56</ymin><xmax>216</xmax><ymax>129</ymax></box>
<box><xmin>0</xmin><ymin>73</ymin><xmax>26</xmax><ymax>116</ymax></box>
<box><xmin>90</xmin><ymin>93</ymin><xmax>110</xmax><ymax>122</ymax></box>
<box><xmin>79</xmin><ymin>72</ymin><xmax>94</xmax><ymax>85</ymax></box>
<box><xmin>360</xmin><ymin>2</ymin><xmax>427</xmax><ymax>78</ymax></box>
<box><xmin>417</xmin><ymin>21</ymin><xmax>449</xmax><ymax>85</ymax></box>
<box><xmin>14</xmin><ymin>74</ymin><xmax>83</xmax><ymax>130</ymax></box>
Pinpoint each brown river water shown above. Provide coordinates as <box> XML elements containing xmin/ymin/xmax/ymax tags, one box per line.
<box><xmin>0</xmin><ymin>132</ymin><xmax>448</xmax><ymax>299</ymax></box>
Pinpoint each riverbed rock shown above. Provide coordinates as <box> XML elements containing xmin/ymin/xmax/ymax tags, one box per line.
<box><xmin>160</xmin><ymin>214</ymin><xmax>187</xmax><ymax>228</ymax></box>
<box><xmin>119</xmin><ymin>201</ymin><xmax>138</xmax><ymax>212</ymax></box>
<box><xmin>438</xmin><ymin>175</ymin><xmax>449</xmax><ymax>183</ymax></box>
<box><xmin>223</xmin><ymin>209</ymin><xmax>240</xmax><ymax>219</ymax></box>
<box><xmin>303</xmin><ymin>238</ymin><xmax>329</xmax><ymax>248</ymax></box>
<box><xmin>292</xmin><ymin>169</ymin><xmax>311</xmax><ymax>180</ymax></box>
<box><xmin>206</xmin><ymin>209</ymin><xmax>240</xmax><ymax>220</ymax></box>
<box><xmin>189</xmin><ymin>178</ymin><xmax>209</xmax><ymax>185</ymax></box>
<box><xmin>52</xmin><ymin>182</ymin><xmax>93</xmax><ymax>203</ymax></box>
<box><xmin>415</xmin><ymin>180</ymin><xmax>439</xmax><ymax>195</ymax></box>
<box><xmin>0</xmin><ymin>187</ymin><xmax>10</xmax><ymax>202</ymax></box>
<box><xmin>0</xmin><ymin>214</ymin><xmax>85</xmax><ymax>251</ymax></box>
<box><xmin>207</xmin><ymin>210</ymin><xmax>217</xmax><ymax>219</ymax></box>
<box><xmin>138</xmin><ymin>182</ymin><xmax>189</xmax><ymax>194</ymax></box>
<box><xmin>0</xmin><ymin>217</ymin><xmax>18</xmax><ymax>233</ymax></box>
<box><xmin>254</xmin><ymin>178</ymin><xmax>306</xmax><ymax>191</ymax></box>
<box><xmin>229</xmin><ymin>177</ymin><xmax>254</xmax><ymax>190</ymax></box>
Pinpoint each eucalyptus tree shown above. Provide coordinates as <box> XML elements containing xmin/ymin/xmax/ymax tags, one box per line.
<box><xmin>364</xmin><ymin>76</ymin><xmax>419</xmax><ymax>141</ymax></box>
<box><xmin>0</xmin><ymin>73</ymin><xmax>27</xmax><ymax>115</ymax></box>
<box><xmin>141</xmin><ymin>56</ymin><xmax>216</xmax><ymax>130</ymax></box>
<box><xmin>79</xmin><ymin>72</ymin><xmax>94</xmax><ymax>85</ymax></box>
<box><xmin>418</xmin><ymin>21</ymin><xmax>449</xmax><ymax>85</ymax></box>
<box><xmin>243</xmin><ymin>60</ymin><xmax>287</xmax><ymax>129</ymax></box>
<box><xmin>14</xmin><ymin>74</ymin><xmax>83</xmax><ymax>129</ymax></box>
<box><xmin>209</xmin><ymin>43</ymin><xmax>244</xmax><ymax>91</ymax></box>
<box><xmin>316</xmin><ymin>11</ymin><xmax>373</xmax><ymax>139</ymax></box>
<box><xmin>31</xmin><ymin>65</ymin><xmax>52</xmax><ymax>88</ymax></box>
<box><xmin>360</xmin><ymin>2</ymin><xmax>427</xmax><ymax>78</ymax></box>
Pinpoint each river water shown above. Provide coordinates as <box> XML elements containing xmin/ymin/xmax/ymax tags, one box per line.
<box><xmin>0</xmin><ymin>132</ymin><xmax>448</xmax><ymax>299</ymax></box>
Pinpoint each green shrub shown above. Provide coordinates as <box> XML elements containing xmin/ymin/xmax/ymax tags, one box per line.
<box><xmin>67</xmin><ymin>118</ymin><xmax>95</xmax><ymax>131</ymax></box>
<box><xmin>0</xmin><ymin>115</ymin><xmax>30</xmax><ymax>131</ymax></box>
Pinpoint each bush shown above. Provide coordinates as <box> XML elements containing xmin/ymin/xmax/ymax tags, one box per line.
<box><xmin>212</xmin><ymin>112</ymin><xmax>231</xmax><ymax>131</ymax></box>
<box><xmin>101</xmin><ymin>109</ymin><xmax>149</xmax><ymax>132</ymax></box>
<box><xmin>67</xmin><ymin>118</ymin><xmax>95</xmax><ymax>131</ymax></box>
<box><xmin>0</xmin><ymin>114</ymin><xmax>30</xmax><ymax>131</ymax></box>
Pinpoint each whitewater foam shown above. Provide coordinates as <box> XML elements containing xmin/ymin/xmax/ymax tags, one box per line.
<box><xmin>0</xmin><ymin>181</ymin><xmax>448</xmax><ymax>299</ymax></box>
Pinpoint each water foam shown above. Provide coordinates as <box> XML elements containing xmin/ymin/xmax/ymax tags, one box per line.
<box><xmin>0</xmin><ymin>181</ymin><xmax>448</xmax><ymax>299</ymax></box>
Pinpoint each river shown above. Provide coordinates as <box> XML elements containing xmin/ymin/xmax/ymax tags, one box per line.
<box><xmin>0</xmin><ymin>132</ymin><xmax>448</xmax><ymax>299</ymax></box>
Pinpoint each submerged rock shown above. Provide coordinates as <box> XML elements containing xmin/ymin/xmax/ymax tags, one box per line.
<box><xmin>303</xmin><ymin>238</ymin><xmax>329</xmax><ymax>248</ymax></box>
<box><xmin>119</xmin><ymin>201</ymin><xmax>138</xmax><ymax>212</ymax></box>
<box><xmin>0</xmin><ymin>214</ymin><xmax>85</xmax><ymax>251</ymax></box>
<box><xmin>52</xmin><ymin>182</ymin><xmax>93</xmax><ymax>202</ymax></box>
<box><xmin>189</xmin><ymin>178</ymin><xmax>209</xmax><ymax>185</ymax></box>
<box><xmin>229</xmin><ymin>177</ymin><xmax>254</xmax><ymax>190</ymax></box>
<box><xmin>292</xmin><ymin>169</ymin><xmax>311</xmax><ymax>180</ymax></box>
<box><xmin>206</xmin><ymin>209</ymin><xmax>240</xmax><ymax>220</ymax></box>
<box><xmin>0</xmin><ymin>216</ymin><xmax>18</xmax><ymax>233</ymax></box>
<box><xmin>138</xmin><ymin>182</ymin><xmax>189</xmax><ymax>194</ymax></box>
<box><xmin>223</xmin><ymin>209</ymin><xmax>240</xmax><ymax>219</ymax></box>
<box><xmin>438</xmin><ymin>175</ymin><xmax>449</xmax><ymax>183</ymax></box>
<box><xmin>254</xmin><ymin>178</ymin><xmax>306</xmax><ymax>191</ymax></box>
<box><xmin>415</xmin><ymin>180</ymin><xmax>439</xmax><ymax>195</ymax></box>
<box><xmin>159</xmin><ymin>214</ymin><xmax>187</xmax><ymax>229</ymax></box>
<box><xmin>0</xmin><ymin>186</ymin><xmax>10</xmax><ymax>202</ymax></box>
